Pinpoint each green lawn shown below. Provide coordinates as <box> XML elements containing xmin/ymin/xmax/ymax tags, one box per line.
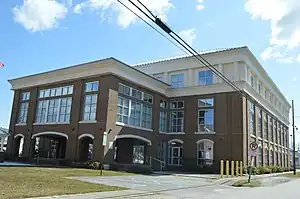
<box><xmin>0</xmin><ymin>167</ymin><xmax>132</xmax><ymax>199</ymax></box>
<box><xmin>232</xmin><ymin>179</ymin><xmax>262</xmax><ymax>188</ymax></box>
<box><xmin>283</xmin><ymin>172</ymin><xmax>300</xmax><ymax>178</ymax></box>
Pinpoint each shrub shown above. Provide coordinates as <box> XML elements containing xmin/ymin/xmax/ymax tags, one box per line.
<box><xmin>88</xmin><ymin>161</ymin><xmax>101</xmax><ymax>170</ymax></box>
<box><xmin>244</xmin><ymin>166</ymin><xmax>258</xmax><ymax>175</ymax></box>
<box><xmin>126</xmin><ymin>164</ymin><xmax>153</xmax><ymax>174</ymax></box>
<box><xmin>257</xmin><ymin>166</ymin><xmax>271</xmax><ymax>174</ymax></box>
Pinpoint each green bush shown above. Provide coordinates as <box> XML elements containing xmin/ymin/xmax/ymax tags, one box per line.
<box><xmin>257</xmin><ymin>166</ymin><xmax>271</xmax><ymax>174</ymax></box>
<box><xmin>87</xmin><ymin>161</ymin><xmax>101</xmax><ymax>170</ymax></box>
<box><xmin>244</xmin><ymin>166</ymin><xmax>258</xmax><ymax>175</ymax></box>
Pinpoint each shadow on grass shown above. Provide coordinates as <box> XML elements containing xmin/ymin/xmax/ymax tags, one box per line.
<box><xmin>232</xmin><ymin>179</ymin><xmax>262</xmax><ymax>188</ymax></box>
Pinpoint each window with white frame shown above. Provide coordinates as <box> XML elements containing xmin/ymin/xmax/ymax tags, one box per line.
<box><xmin>258</xmin><ymin>144</ymin><xmax>263</xmax><ymax>166</ymax></box>
<box><xmin>264</xmin><ymin>89</ymin><xmax>268</xmax><ymax>100</ymax></box>
<box><xmin>269</xmin><ymin>116</ymin><xmax>273</xmax><ymax>141</ymax></box>
<box><xmin>249</xmin><ymin>102</ymin><xmax>255</xmax><ymax>135</ymax></box>
<box><xmin>170</xmin><ymin>74</ymin><xmax>184</xmax><ymax>88</ymax></box>
<box><xmin>17</xmin><ymin>92</ymin><xmax>30</xmax><ymax>124</ymax></box>
<box><xmin>197</xmin><ymin>139</ymin><xmax>214</xmax><ymax>166</ymax></box>
<box><xmin>39</xmin><ymin>85</ymin><xmax>73</xmax><ymax>98</ymax></box>
<box><xmin>117</xmin><ymin>84</ymin><xmax>153</xmax><ymax>129</ymax></box>
<box><xmin>159</xmin><ymin>100</ymin><xmax>168</xmax><ymax>132</ymax></box>
<box><xmin>264</xmin><ymin>147</ymin><xmax>269</xmax><ymax>165</ymax></box>
<box><xmin>159</xmin><ymin>112</ymin><xmax>167</xmax><ymax>132</ymax></box>
<box><xmin>250</xmin><ymin>74</ymin><xmax>255</xmax><ymax>88</ymax></box>
<box><xmin>35</xmin><ymin>97</ymin><xmax>72</xmax><ymax>123</ymax></box>
<box><xmin>257</xmin><ymin>109</ymin><xmax>262</xmax><ymax>138</ymax></box>
<box><xmin>119</xmin><ymin>83</ymin><xmax>153</xmax><ymax>104</ymax></box>
<box><xmin>258</xmin><ymin>82</ymin><xmax>261</xmax><ymax>94</ymax></box>
<box><xmin>270</xmin><ymin>148</ymin><xmax>273</xmax><ymax>165</ymax></box>
<box><xmin>198</xmin><ymin>70</ymin><xmax>213</xmax><ymax>85</ymax></box>
<box><xmin>170</xmin><ymin>100</ymin><xmax>184</xmax><ymax>133</ymax></box>
<box><xmin>83</xmin><ymin>81</ymin><xmax>98</xmax><ymax>121</ymax></box>
<box><xmin>83</xmin><ymin>94</ymin><xmax>97</xmax><ymax>121</ymax></box>
<box><xmin>263</xmin><ymin>113</ymin><xmax>268</xmax><ymax>139</ymax></box>
<box><xmin>168</xmin><ymin>140</ymin><xmax>183</xmax><ymax>166</ymax></box>
<box><xmin>198</xmin><ymin>98</ymin><xmax>214</xmax><ymax>132</ymax></box>
<box><xmin>274</xmin><ymin>120</ymin><xmax>278</xmax><ymax>144</ymax></box>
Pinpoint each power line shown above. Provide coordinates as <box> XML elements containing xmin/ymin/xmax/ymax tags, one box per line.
<box><xmin>117</xmin><ymin>0</ymin><xmax>189</xmax><ymax>54</ymax></box>
<box><xmin>119</xmin><ymin>0</ymin><xmax>290</xmax><ymax>124</ymax></box>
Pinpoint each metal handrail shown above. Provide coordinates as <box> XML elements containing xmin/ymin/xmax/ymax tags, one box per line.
<box><xmin>150</xmin><ymin>156</ymin><xmax>165</xmax><ymax>171</ymax></box>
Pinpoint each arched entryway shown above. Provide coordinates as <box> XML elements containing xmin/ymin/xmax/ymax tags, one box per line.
<box><xmin>115</xmin><ymin>134</ymin><xmax>152</xmax><ymax>164</ymax></box>
<box><xmin>32</xmin><ymin>132</ymin><xmax>67</xmax><ymax>159</ymax></box>
<box><xmin>13</xmin><ymin>134</ymin><xmax>24</xmax><ymax>157</ymax></box>
<box><xmin>78</xmin><ymin>134</ymin><xmax>94</xmax><ymax>161</ymax></box>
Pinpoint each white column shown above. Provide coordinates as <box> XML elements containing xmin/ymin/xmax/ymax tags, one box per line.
<box><xmin>233</xmin><ymin>62</ymin><xmax>239</xmax><ymax>81</ymax></box>
<box><xmin>217</xmin><ymin>64</ymin><xmax>223</xmax><ymax>83</ymax></box>
<box><xmin>188</xmin><ymin>69</ymin><xmax>194</xmax><ymax>86</ymax></box>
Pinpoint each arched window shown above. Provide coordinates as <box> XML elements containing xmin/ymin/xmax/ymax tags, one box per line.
<box><xmin>197</xmin><ymin>139</ymin><xmax>214</xmax><ymax>166</ymax></box>
<box><xmin>168</xmin><ymin>139</ymin><xmax>183</xmax><ymax>166</ymax></box>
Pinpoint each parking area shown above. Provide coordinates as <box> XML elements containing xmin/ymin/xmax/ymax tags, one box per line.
<box><xmin>71</xmin><ymin>174</ymin><xmax>217</xmax><ymax>192</ymax></box>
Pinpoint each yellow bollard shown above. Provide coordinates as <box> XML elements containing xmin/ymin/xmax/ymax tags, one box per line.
<box><xmin>236</xmin><ymin>161</ymin><xmax>239</xmax><ymax>177</ymax></box>
<box><xmin>231</xmin><ymin>161</ymin><xmax>234</xmax><ymax>177</ymax></box>
<box><xmin>220</xmin><ymin>160</ymin><xmax>224</xmax><ymax>178</ymax></box>
<box><xmin>240</xmin><ymin>161</ymin><xmax>243</xmax><ymax>176</ymax></box>
<box><xmin>226</xmin><ymin>160</ymin><xmax>229</xmax><ymax>177</ymax></box>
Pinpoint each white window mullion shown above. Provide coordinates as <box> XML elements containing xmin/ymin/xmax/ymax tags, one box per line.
<box><xmin>140</xmin><ymin>104</ymin><xmax>143</xmax><ymax>128</ymax></box>
<box><xmin>57</xmin><ymin>98</ymin><xmax>61</xmax><ymax>123</ymax></box>
<box><xmin>45</xmin><ymin>100</ymin><xmax>50</xmax><ymax>123</ymax></box>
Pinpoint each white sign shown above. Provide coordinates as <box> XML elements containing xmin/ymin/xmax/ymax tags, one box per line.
<box><xmin>248</xmin><ymin>150</ymin><xmax>257</xmax><ymax>157</ymax></box>
<box><xmin>102</xmin><ymin>132</ymin><xmax>107</xmax><ymax>146</ymax></box>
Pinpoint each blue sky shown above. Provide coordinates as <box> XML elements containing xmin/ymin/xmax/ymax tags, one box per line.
<box><xmin>0</xmin><ymin>0</ymin><xmax>300</xmax><ymax>145</ymax></box>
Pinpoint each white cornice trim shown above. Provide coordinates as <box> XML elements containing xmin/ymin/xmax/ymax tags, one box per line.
<box><xmin>8</xmin><ymin>59</ymin><xmax>169</xmax><ymax>95</ymax></box>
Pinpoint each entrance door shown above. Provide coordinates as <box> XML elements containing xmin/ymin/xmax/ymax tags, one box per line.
<box><xmin>132</xmin><ymin>145</ymin><xmax>145</xmax><ymax>164</ymax></box>
<box><xmin>171</xmin><ymin>146</ymin><xmax>182</xmax><ymax>166</ymax></box>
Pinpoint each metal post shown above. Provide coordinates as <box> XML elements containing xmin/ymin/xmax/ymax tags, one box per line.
<box><xmin>292</xmin><ymin>100</ymin><xmax>296</xmax><ymax>175</ymax></box>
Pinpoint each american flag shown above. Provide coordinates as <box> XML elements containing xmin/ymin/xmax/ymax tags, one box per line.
<box><xmin>0</xmin><ymin>62</ymin><xmax>4</xmax><ymax>67</ymax></box>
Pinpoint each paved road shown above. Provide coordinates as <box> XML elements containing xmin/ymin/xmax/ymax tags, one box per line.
<box><xmin>32</xmin><ymin>175</ymin><xmax>300</xmax><ymax>199</ymax></box>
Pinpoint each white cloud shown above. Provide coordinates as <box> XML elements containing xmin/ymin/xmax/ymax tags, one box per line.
<box><xmin>245</xmin><ymin>0</ymin><xmax>300</xmax><ymax>62</ymax></box>
<box><xmin>73</xmin><ymin>0</ymin><xmax>173</xmax><ymax>28</ymax></box>
<box><xmin>196</xmin><ymin>0</ymin><xmax>205</xmax><ymax>11</ymax></box>
<box><xmin>296</xmin><ymin>54</ymin><xmax>300</xmax><ymax>63</ymax></box>
<box><xmin>179</xmin><ymin>28</ymin><xmax>197</xmax><ymax>45</ymax></box>
<box><xmin>292</xmin><ymin>77</ymin><xmax>297</xmax><ymax>82</ymax></box>
<box><xmin>13</xmin><ymin>0</ymin><xmax>68</xmax><ymax>32</ymax></box>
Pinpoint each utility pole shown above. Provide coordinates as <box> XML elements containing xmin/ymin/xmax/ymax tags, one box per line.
<box><xmin>292</xmin><ymin>100</ymin><xmax>296</xmax><ymax>175</ymax></box>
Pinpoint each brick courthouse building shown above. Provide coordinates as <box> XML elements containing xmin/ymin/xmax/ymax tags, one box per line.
<box><xmin>6</xmin><ymin>47</ymin><xmax>290</xmax><ymax>171</ymax></box>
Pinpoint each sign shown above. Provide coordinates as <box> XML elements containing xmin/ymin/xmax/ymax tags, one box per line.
<box><xmin>249</xmin><ymin>141</ymin><xmax>258</xmax><ymax>151</ymax></box>
<box><xmin>248</xmin><ymin>150</ymin><xmax>257</xmax><ymax>157</ymax></box>
<box><xmin>102</xmin><ymin>132</ymin><xmax>107</xmax><ymax>146</ymax></box>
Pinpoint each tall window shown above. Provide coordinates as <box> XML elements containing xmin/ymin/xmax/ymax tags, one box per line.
<box><xmin>168</xmin><ymin>140</ymin><xmax>183</xmax><ymax>166</ymax></box>
<box><xmin>198</xmin><ymin>98</ymin><xmax>214</xmax><ymax>132</ymax></box>
<box><xmin>197</xmin><ymin>139</ymin><xmax>214</xmax><ymax>166</ymax></box>
<box><xmin>171</xmin><ymin>74</ymin><xmax>184</xmax><ymax>88</ymax></box>
<box><xmin>17</xmin><ymin>92</ymin><xmax>30</xmax><ymax>124</ymax></box>
<box><xmin>265</xmin><ymin>89</ymin><xmax>268</xmax><ymax>100</ymax></box>
<box><xmin>249</xmin><ymin>102</ymin><xmax>255</xmax><ymax>135</ymax></box>
<box><xmin>83</xmin><ymin>81</ymin><xmax>99</xmax><ymax>121</ymax></box>
<box><xmin>198</xmin><ymin>70</ymin><xmax>213</xmax><ymax>85</ymax></box>
<box><xmin>264</xmin><ymin>147</ymin><xmax>269</xmax><ymax>165</ymax></box>
<box><xmin>257</xmin><ymin>109</ymin><xmax>262</xmax><ymax>138</ymax></box>
<box><xmin>258</xmin><ymin>83</ymin><xmax>261</xmax><ymax>94</ymax></box>
<box><xmin>250</xmin><ymin>75</ymin><xmax>255</xmax><ymax>88</ymax></box>
<box><xmin>258</xmin><ymin>144</ymin><xmax>263</xmax><ymax>166</ymax></box>
<box><xmin>170</xmin><ymin>101</ymin><xmax>184</xmax><ymax>133</ymax></box>
<box><xmin>269</xmin><ymin>117</ymin><xmax>273</xmax><ymax>142</ymax></box>
<box><xmin>117</xmin><ymin>84</ymin><xmax>153</xmax><ymax>129</ymax></box>
<box><xmin>270</xmin><ymin>149</ymin><xmax>274</xmax><ymax>165</ymax></box>
<box><xmin>159</xmin><ymin>100</ymin><xmax>168</xmax><ymax>132</ymax></box>
<box><xmin>36</xmin><ymin>97</ymin><xmax>72</xmax><ymax>123</ymax></box>
<box><xmin>273</xmin><ymin>120</ymin><xmax>277</xmax><ymax>143</ymax></box>
<box><xmin>263</xmin><ymin>113</ymin><xmax>268</xmax><ymax>139</ymax></box>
